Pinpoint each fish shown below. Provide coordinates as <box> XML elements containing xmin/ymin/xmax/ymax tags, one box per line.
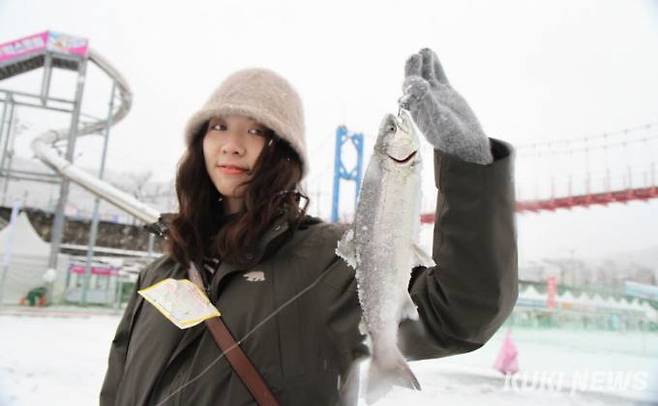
<box><xmin>336</xmin><ymin>108</ymin><xmax>436</xmax><ymax>403</ymax></box>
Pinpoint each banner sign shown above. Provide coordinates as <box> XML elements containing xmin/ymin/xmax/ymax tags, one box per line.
<box><xmin>69</xmin><ymin>264</ymin><xmax>117</xmax><ymax>276</ymax></box>
<box><xmin>0</xmin><ymin>31</ymin><xmax>88</xmax><ymax>65</ymax></box>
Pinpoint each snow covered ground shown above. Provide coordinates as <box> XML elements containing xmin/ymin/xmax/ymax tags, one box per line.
<box><xmin>0</xmin><ymin>308</ymin><xmax>657</xmax><ymax>405</ymax></box>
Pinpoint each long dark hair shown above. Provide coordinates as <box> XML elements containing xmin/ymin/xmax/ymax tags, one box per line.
<box><xmin>166</xmin><ymin>121</ymin><xmax>307</xmax><ymax>268</ymax></box>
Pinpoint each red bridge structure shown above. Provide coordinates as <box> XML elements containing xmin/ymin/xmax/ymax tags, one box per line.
<box><xmin>420</xmin><ymin>122</ymin><xmax>658</xmax><ymax>223</ymax></box>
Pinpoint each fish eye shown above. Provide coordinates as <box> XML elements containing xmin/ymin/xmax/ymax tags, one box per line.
<box><xmin>387</xmin><ymin>124</ymin><xmax>396</xmax><ymax>133</ymax></box>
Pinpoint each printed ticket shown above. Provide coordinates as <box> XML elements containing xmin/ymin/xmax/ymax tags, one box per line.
<box><xmin>138</xmin><ymin>278</ymin><xmax>220</xmax><ymax>329</ymax></box>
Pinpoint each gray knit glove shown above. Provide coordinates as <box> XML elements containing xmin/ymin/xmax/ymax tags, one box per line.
<box><xmin>399</xmin><ymin>48</ymin><xmax>493</xmax><ymax>165</ymax></box>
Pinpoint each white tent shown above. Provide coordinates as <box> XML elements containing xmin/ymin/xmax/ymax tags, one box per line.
<box><xmin>640</xmin><ymin>301</ymin><xmax>658</xmax><ymax>321</ymax></box>
<box><xmin>592</xmin><ymin>294</ymin><xmax>609</xmax><ymax>310</ymax></box>
<box><xmin>0</xmin><ymin>211</ymin><xmax>69</xmax><ymax>305</ymax></box>
<box><xmin>521</xmin><ymin>285</ymin><xmax>546</xmax><ymax>301</ymax></box>
<box><xmin>516</xmin><ymin>285</ymin><xmax>547</xmax><ymax>308</ymax></box>
<box><xmin>558</xmin><ymin>290</ymin><xmax>576</xmax><ymax>303</ymax></box>
<box><xmin>610</xmin><ymin>297</ymin><xmax>628</xmax><ymax>310</ymax></box>
<box><xmin>630</xmin><ymin>298</ymin><xmax>647</xmax><ymax>313</ymax></box>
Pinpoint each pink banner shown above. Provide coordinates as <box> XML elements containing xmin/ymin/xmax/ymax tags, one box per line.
<box><xmin>69</xmin><ymin>264</ymin><xmax>117</xmax><ymax>276</ymax></box>
<box><xmin>0</xmin><ymin>31</ymin><xmax>48</xmax><ymax>64</ymax></box>
<box><xmin>0</xmin><ymin>31</ymin><xmax>88</xmax><ymax>65</ymax></box>
<box><xmin>46</xmin><ymin>31</ymin><xmax>89</xmax><ymax>58</ymax></box>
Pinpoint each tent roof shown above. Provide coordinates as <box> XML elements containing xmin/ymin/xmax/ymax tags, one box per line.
<box><xmin>0</xmin><ymin>211</ymin><xmax>50</xmax><ymax>256</ymax></box>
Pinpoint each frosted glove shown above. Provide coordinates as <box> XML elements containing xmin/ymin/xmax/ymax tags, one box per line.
<box><xmin>399</xmin><ymin>48</ymin><xmax>493</xmax><ymax>165</ymax></box>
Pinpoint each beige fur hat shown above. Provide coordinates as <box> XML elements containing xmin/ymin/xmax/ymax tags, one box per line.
<box><xmin>184</xmin><ymin>68</ymin><xmax>307</xmax><ymax>177</ymax></box>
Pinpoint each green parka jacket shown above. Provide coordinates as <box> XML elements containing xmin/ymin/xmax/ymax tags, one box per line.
<box><xmin>100</xmin><ymin>138</ymin><xmax>518</xmax><ymax>406</ymax></box>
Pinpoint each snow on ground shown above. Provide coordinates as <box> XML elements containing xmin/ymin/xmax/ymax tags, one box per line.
<box><xmin>1</xmin><ymin>308</ymin><xmax>657</xmax><ymax>405</ymax></box>
<box><xmin>0</xmin><ymin>309</ymin><xmax>121</xmax><ymax>406</ymax></box>
<box><xmin>362</xmin><ymin>328</ymin><xmax>658</xmax><ymax>405</ymax></box>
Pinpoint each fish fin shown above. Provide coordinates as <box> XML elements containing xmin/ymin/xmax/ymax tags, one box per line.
<box><xmin>335</xmin><ymin>229</ymin><xmax>357</xmax><ymax>269</ymax></box>
<box><xmin>366</xmin><ymin>350</ymin><xmax>421</xmax><ymax>404</ymax></box>
<box><xmin>412</xmin><ymin>243</ymin><xmax>436</xmax><ymax>268</ymax></box>
<box><xmin>400</xmin><ymin>293</ymin><xmax>419</xmax><ymax>321</ymax></box>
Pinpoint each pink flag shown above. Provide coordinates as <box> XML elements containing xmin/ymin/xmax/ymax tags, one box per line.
<box><xmin>494</xmin><ymin>329</ymin><xmax>519</xmax><ymax>375</ymax></box>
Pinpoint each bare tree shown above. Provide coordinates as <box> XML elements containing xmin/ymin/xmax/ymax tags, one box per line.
<box><xmin>123</xmin><ymin>170</ymin><xmax>153</xmax><ymax>225</ymax></box>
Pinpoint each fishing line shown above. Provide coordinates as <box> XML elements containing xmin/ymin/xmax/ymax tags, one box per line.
<box><xmin>154</xmin><ymin>263</ymin><xmax>337</xmax><ymax>405</ymax></box>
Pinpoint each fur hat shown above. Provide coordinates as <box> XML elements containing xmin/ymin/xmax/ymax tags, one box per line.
<box><xmin>184</xmin><ymin>68</ymin><xmax>307</xmax><ymax>177</ymax></box>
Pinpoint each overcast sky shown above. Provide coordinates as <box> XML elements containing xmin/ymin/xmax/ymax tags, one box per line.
<box><xmin>1</xmin><ymin>0</ymin><xmax>658</xmax><ymax>263</ymax></box>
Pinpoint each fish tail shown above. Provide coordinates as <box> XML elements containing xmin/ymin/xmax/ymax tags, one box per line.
<box><xmin>365</xmin><ymin>349</ymin><xmax>421</xmax><ymax>404</ymax></box>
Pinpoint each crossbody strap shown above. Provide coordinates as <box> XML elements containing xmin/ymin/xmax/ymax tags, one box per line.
<box><xmin>188</xmin><ymin>263</ymin><xmax>279</xmax><ymax>406</ymax></box>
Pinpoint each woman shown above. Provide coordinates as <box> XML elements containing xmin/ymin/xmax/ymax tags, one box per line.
<box><xmin>100</xmin><ymin>48</ymin><xmax>518</xmax><ymax>405</ymax></box>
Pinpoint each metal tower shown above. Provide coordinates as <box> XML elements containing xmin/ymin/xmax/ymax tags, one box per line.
<box><xmin>331</xmin><ymin>125</ymin><xmax>364</xmax><ymax>223</ymax></box>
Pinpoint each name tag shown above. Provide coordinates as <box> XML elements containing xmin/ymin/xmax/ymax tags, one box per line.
<box><xmin>138</xmin><ymin>278</ymin><xmax>221</xmax><ymax>329</ymax></box>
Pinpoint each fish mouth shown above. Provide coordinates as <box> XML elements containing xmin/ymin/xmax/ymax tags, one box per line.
<box><xmin>387</xmin><ymin>150</ymin><xmax>417</xmax><ymax>164</ymax></box>
<box><xmin>395</xmin><ymin>109</ymin><xmax>412</xmax><ymax>133</ymax></box>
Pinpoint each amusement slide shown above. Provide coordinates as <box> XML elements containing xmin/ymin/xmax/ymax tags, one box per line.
<box><xmin>0</xmin><ymin>31</ymin><xmax>161</xmax><ymax>227</ymax></box>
